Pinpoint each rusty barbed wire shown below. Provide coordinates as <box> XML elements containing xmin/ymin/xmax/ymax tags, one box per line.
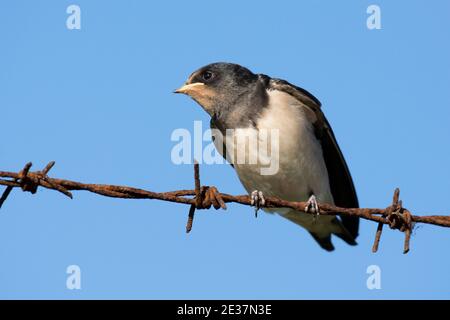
<box><xmin>1</xmin><ymin>161</ymin><xmax>450</xmax><ymax>254</ymax></box>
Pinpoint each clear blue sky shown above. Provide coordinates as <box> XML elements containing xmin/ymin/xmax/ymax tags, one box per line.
<box><xmin>1</xmin><ymin>0</ymin><xmax>449</xmax><ymax>299</ymax></box>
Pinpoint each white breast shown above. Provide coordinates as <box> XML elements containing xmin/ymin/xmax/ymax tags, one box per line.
<box><xmin>222</xmin><ymin>89</ymin><xmax>334</xmax><ymax>205</ymax></box>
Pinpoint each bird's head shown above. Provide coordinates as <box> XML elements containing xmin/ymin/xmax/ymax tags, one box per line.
<box><xmin>174</xmin><ymin>62</ymin><xmax>259</xmax><ymax>116</ymax></box>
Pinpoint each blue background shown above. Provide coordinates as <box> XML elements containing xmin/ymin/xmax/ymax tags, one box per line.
<box><xmin>1</xmin><ymin>0</ymin><xmax>449</xmax><ymax>299</ymax></box>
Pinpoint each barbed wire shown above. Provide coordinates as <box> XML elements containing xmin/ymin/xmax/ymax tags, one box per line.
<box><xmin>1</xmin><ymin>161</ymin><xmax>449</xmax><ymax>254</ymax></box>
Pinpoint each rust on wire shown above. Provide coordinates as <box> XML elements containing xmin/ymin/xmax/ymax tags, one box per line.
<box><xmin>1</xmin><ymin>161</ymin><xmax>450</xmax><ymax>253</ymax></box>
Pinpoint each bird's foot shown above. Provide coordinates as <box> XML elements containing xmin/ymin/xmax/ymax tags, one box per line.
<box><xmin>305</xmin><ymin>194</ymin><xmax>320</xmax><ymax>216</ymax></box>
<box><xmin>250</xmin><ymin>190</ymin><xmax>266</xmax><ymax>218</ymax></box>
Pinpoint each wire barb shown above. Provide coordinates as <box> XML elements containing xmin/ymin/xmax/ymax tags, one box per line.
<box><xmin>186</xmin><ymin>204</ymin><xmax>195</xmax><ymax>233</ymax></box>
<box><xmin>185</xmin><ymin>161</ymin><xmax>227</xmax><ymax>233</ymax></box>
<box><xmin>372</xmin><ymin>222</ymin><xmax>384</xmax><ymax>253</ymax></box>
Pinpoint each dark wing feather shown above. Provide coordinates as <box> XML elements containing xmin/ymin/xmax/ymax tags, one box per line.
<box><xmin>268</xmin><ymin>78</ymin><xmax>359</xmax><ymax>239</ymax></box>
<box><xmin>210</xmin><ymin>117</ymin><xmax>234</xmax><ymax>168</ymax></box>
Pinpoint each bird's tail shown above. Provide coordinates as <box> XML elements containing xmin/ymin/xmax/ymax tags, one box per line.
<box><xmin>308</xmin><ymin>232</ymin><xmax>335</xmax><ymax>251</ymax></box>
<box><xmin>281</xmin><ymin>210</ymin><xmax>357</xmax><ymax>251</ymax></box>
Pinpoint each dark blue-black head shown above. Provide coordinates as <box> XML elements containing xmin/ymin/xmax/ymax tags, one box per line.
<box><xmin>175</xmin><ymin>62</ymin><xmax>261</xmax><ymax>116</ymax></box>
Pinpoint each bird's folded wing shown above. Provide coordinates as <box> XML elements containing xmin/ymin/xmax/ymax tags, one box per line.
<box><xmin>268</xmin><ymin>78</ymin><xmax>359</xmax><ymax>239</ymax></box>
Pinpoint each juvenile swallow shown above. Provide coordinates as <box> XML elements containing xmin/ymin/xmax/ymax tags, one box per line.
<box><xmin>175</xmin><ymin>62</ymin><xmax>359</xmax><ymax>251</ymax></box>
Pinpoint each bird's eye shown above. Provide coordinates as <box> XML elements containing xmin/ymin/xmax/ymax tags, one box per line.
<box><xmin>202</xmin><ymin>71</ymin><xmax>214</xmax><ymax>81</ymax></box>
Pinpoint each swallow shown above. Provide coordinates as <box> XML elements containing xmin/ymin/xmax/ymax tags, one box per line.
<box><xmin>175</xmin><ymin>62</ymin><xmax>359</xmax><ymax>251</ymax></box>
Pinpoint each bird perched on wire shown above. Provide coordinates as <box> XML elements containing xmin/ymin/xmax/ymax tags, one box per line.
<box><xmin>175</xmin><ymin>62</ymin><xmax>359</xmax><ymax>251</ymax></box>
